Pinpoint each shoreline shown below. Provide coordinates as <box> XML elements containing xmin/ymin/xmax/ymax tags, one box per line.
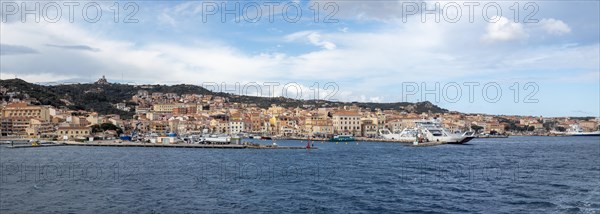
<box><xmin>4</xmin><ymin>141</ymin><xmax>311</xmax><ymax>150</ymax></box>
<box><xmin>2</xmin><ymin>135</ymin><xmax>597</xmax><ymax>150</ymax></box>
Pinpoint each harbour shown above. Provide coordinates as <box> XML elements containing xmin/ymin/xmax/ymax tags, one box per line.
<box><xmin>1</xmin><ymin>137</ymin><xmax>465</xmax><ymax>149</ymax></box>
<box><xmin>1</xmin><ymin>136</ymin><xmax>599</xmax><ymax>213</ymax></box>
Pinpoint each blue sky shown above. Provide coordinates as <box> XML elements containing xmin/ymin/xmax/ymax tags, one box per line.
<box><xmin>1</xmin><ymin>0</ymin><xmax>598</xmax><ymax>117</ymax></box>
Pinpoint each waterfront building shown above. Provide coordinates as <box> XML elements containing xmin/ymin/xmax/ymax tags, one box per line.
<box><xmin>25</xmin><ymin>118</ymin><xmax>55</xmax><ymax>137</ymax></box>
<box><xmin>0</xmin><ymin>103</ymin><xmax>52</xmax><ymax>136</ymax></box>
<box><xmin>361</xmin><ymin>119</ymin><xmax>378</xmax><ymax>138</ymax></box>
<box><xmin>1</xmin><ymin>117</ymin><xmax>30</xmax><ymax>136</ymax></box>
<box><xmin>1</xmin><ymin>102</ymin><xmax>51</xmax><ymax>121</ymax></box>
<box><xmin>485</xmin><ymin>122</ymin><xmax>503</xmax><ymax>133</ymax></box>
<box><xmin>56</xmin><ymin>126</ymin><xmax>92</xmax><ymax>140</ymax></box>
<box><xmin>332</xmin><ymin>110</ymin><xmax>361</xmax><ymax>136</ymax></box>
<box><xmin>311</xmin><ymin>119</ymin><xmax>333</xmax><ymax>137</ymax></box>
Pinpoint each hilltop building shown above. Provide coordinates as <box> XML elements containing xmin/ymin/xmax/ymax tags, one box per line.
<box><xmin>95</xmin><ymin>75</ymin><xmax>109</xmax><ymax>84</ymax></box>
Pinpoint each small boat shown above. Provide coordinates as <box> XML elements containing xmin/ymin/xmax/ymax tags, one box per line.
<box><xmin>329</xmin><ymin>135</ymin><xmax>355</xmax><ymax>142</ymax></box>
<box><xmin>261</xmin><ymin>136</ymin><xmax>273</xmax><ymax>140</ymax></box>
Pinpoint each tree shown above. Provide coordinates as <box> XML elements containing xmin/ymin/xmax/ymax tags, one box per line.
<box><xmin>91</xmin><ymin>123</ymin><xmax>123</xmax><ymax>135</ymax></box>
<box><xmin>556</xmin><ymin>126</ymin><xmax>566</xmax><ymax>132</ymax></box>
<box><xmin>471</xmin><ymin>125</ymin><xmax>484</xmax><ymax>133</ymax></box>
<box><xmin>527</xmin><ymin>126</ymin><xmax>535</xmax><ymax>132</ymax></box>
<box><xmin>543</xmin><ymin>121</ymin><xmax>556</xmax><ymax>132</ymax></box>
<box><xmin>91</xmin><ymin>125</ymin><xmax>103</xmax><ymax>133</ymax></box>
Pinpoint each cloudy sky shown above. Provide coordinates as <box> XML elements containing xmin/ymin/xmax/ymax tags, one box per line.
<box><xmin>1</xmin><ymin>0</ymin><xmax>598</xmax><ymax>117</ymax></box>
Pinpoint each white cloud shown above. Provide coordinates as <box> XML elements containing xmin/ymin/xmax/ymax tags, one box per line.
<box><xmin>539</xmin><ymin>18</ymin><xmax>571</xmax><ymax>35</ymax></box>
<box><xmin>285</xmin><ymin>31</ymin><xmax>337</xmax><ymax>50</ymax></box>
<box><xmin>0</xmin><ymin>21</ymin><xmax>282</xmax><ymax>84</ymax></box>
<box><xmin>0</xmin><ymin>8</ymin><xmax>597</xmax><ymax>108</ymax></box>
<box><xmin>0</xmin><ymin>72</ymin><xmax>73</xmax><ymax>83</ymax></box>
<box><xmin>482</xmin><ymin>16</ymin><xmax>528</xmax><ymax>42</ymax></box>
<box><xmin>307</xmin><ymin>33</ymin><xmax>337</xmax><ymax>50</ymax></box>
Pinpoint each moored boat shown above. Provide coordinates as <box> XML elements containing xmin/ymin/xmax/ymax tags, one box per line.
<box><xmin>378</xmin><ymin>128</ymin><xmax>419</xmax><ymax>142</ymax></box>
<box><xmin>378</xmin><ymin>119</ymin><xmax>475</xmax><ymax>144</ymax></box>
<box><xmin>551</xmin><ymin>124</ymin><xmax>600</xmax><ymax>136</ymax></box>
<box><xmin>565</xmin><ymin>125</ymin><xmax>600</xmax><ymax>136</ymax></box>
<box><xmin>329</xmin><ymin>135</ymin><xmax>355</xmax><ymax>142</ymax></box>
<box><xmin>415</xmin><ymin>120</ymin><xmax>475</xmax><ymax>144</ymax></box>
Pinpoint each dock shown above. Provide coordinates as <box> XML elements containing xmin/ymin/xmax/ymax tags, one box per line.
<box><xmin>282</xmin><ymin>137</ymin><xmax>415</xmax><ymax>143</ymax></box>
<box><xmin>5</xmin><ymin>144</ymin><xmax>67</xmax><ymax>149</ymax></box>
<box><xmin>476</xmin><ymin>135</ymin><xmax>509</xmax><ymax>138</ymax></box>
<box><xmin>3</xmin><ymin>141</ymin><xmax>310</xmax><ymax>150</ymax></box>
<box><xmin>408</xmin><ymin>142</ymin><xmax>446</xmax><ymax>147</ymax></box>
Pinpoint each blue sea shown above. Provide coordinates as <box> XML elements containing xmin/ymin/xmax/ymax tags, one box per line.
<box><xmin>1</xmin><ymin>136</ymin><xmax>599</xmax><ymax>213</ymax></box>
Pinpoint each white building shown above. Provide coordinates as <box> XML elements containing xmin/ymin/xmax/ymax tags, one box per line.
<box><xmin>229</xmin><ymin>121</ymin><xmax>245</xmax><ymax>134</ymax></box>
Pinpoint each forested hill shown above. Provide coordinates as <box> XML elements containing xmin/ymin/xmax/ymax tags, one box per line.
<box><xmin>0</xmin><ymin>79</ymin><xmax>448</xmax><ymax>119</ymax></box>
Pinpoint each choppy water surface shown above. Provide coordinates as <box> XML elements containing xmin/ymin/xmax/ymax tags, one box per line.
<box><xmin>1</xmin><ymin>136</ymin><xmax>599</xmax><ymax>213</ymax></box>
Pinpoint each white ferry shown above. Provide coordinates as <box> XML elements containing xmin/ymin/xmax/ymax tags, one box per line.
<box><xmin>379</xmin><ymin>120</ymin><xmax>475</xmax><ymax>144</ymax></box>
<box><xmin>378</xmin><ymin>128</ymin><xmax>419</xmax><ymax>142</ymax></box>
<box><xmin>565</xmin><ymin>124</ymin><xmax>600</xmax><ymax>136</ymax></box>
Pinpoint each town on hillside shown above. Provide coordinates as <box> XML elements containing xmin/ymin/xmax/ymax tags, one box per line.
<box><xmin>1</xmin><ymin>77</ymin><xmax>599</xmax><ymax>142</ymax></box>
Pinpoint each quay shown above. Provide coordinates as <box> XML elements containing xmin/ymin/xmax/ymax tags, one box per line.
<box><xmin>282</xmin><ymin>137</ymin><xmax>415</xmax><ymax>143</ymax></box>
<box><xmin>409</xmin><ymin>142</ymin><xmax>445</xmax><ymax>147</ymax></box>
<box><xmin>476</xmin><ymin>135</ymin><xmax>509</xmax><ymax>138</ymax></box>
<box><xmin>3</xmin><ymin>140</ymin><xmax>310</xmax><ymax>150</ymax></box>
<box><xmin>65</xmin><ymin>142</ymin><xmax>248</xmax><ymax>149</ymax></box>
<box><xmin>6</xmin><ymin>144</ymin><xmax>67</xmax><ymax>149</ymax></box>
<box><xmin>284</xmin><ymin>137</ymin><xmax>448</xmax><ymax>147</ymax></box>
